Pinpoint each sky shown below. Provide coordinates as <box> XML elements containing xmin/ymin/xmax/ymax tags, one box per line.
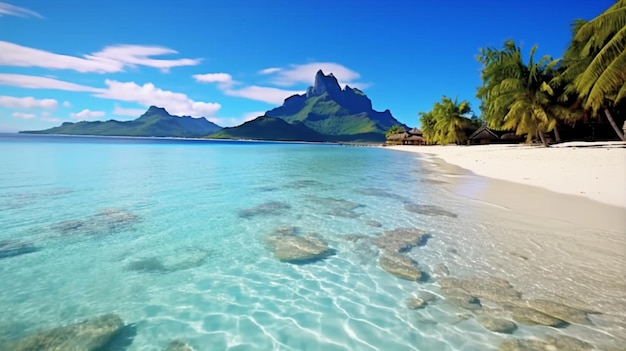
<box><xmin>0</xmin><ymin>0</ymin><xmax>615</xmax><ymax>132</ymax></box>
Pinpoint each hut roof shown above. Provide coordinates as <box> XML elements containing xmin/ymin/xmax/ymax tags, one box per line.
<box><xmin>408</xmin><ymin>127</ymin><xmax>423</xmax><ymax>136</ymax></box>
<box><xmin>387</xmin><ymin>132</ymin><xmax>408</xmax><ymax>141</ymax></box>
<box><xmin>468</xmin><ymin>126</ymin><xmax>498</xmax><ymax>140</ymax></box>
<box><xmin>405</xmin><ymin>135</ymin><xmax>425</xmax><ymax>141</ymax></box>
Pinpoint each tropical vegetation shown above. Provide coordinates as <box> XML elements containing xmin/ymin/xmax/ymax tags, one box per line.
<box><xmin>418</xmin><ymin>0</ymin><xmax>625</xmax><ymax>145</ymax></box>
<box><xmin>418</xmin><ymin>96</ymin><xmax>473</xmax><ymax>145</ymax></box>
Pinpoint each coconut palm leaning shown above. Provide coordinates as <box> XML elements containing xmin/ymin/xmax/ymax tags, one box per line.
<box><xmin>561</xmin><ymin>0</ymin><xmax>626</xmax><ymax>141</ymax></box>
<box><xmin>476</xmin><ymin>40</ymin><xmax>576</xmax><ymax>146</ymax></box>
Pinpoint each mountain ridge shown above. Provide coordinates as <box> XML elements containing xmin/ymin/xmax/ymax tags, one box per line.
<box><xmin>20</xmin><ymin>106</ymin><xmax>222</xmax><ymax>137</ymax></box>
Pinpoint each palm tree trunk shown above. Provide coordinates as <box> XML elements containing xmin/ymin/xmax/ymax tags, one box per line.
<box><xmin>553</xmin><ymin>125</ymin><xmax>561</xmax><ymax>143</ymax></box>
<box><xmin>537</xmin><ymin>127</ymin><xmax>548</xmax><ymax>146</ymax></box>
<box><xmin>604</xmin><ymin>108</ymin><xmax>626</xmax><ymax>141</ymax></box>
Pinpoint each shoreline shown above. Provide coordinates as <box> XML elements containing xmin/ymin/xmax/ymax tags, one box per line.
<box><xmin>388</xmin><ymin>143</ymin><xmax>626</xmax><ymax>209</ymax></box>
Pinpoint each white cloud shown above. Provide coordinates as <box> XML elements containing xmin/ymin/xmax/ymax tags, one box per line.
<box><xmin>0</xmin><ymin>41</ymin><xmax>200</xmax><ymax>73</ymax></box>
<box><xmin>11</xmin><ymin>112</ymin><xmax>36</xmax><ymax>119</ymax></box>
<box><xmin>0</xmin><ymin>73</ymin><xmax>101</xmax><ymax>92</ymax></box>
<box><xmin>259</xmin><ymin>67</ymin><xmax>282</xmax><ymax>75</ymax></box>
<box><xmin>241</xmin><ymin>111</ymin><xmax>265</xmax><ymax>121</ymax></box>
<box><xmin>113</xmin><ymin>105</ymin><xmax>145</xmax><ymax>117</ymax></box>
<box><xmin>63</xmin><ymin>101</ymin><xmax>71</xmax><ymax>107</ymax></box>
<box><xmin>89</xmin><ymin>45</ymin><xmax>201</xmax><ymax>73</ymax></box>
<box><xmin>193</xmin><ymin>73</ymin><xmax>235</xmax><ymax>88</ymax></box>
<box><xmin>224</xmin><ymin>86</ymin><xmax>303</xmax><ymax>104</ymax></box>
<box><xmin>266</xmin><ymin>62</ymin><xmax>361</xmax><ymax>87</ymax></box>
<box><xmin>0</xmin><ymin>95</ymin><xmax>58</xmax><ymax>109</ymax></box>
<box><xmin>95</xmin><ymin>80</ymin><xmax>221</xmax><ymax>117</ymax></box>
<box><xmin>0</xmin><ymin>2</ymin><xmax>42</xmax><ymax>18</ymax></box>
<box><xmin>70</xmin><ymin>109</ymin><xmax>105</xmax><ymax>120</ymax></box>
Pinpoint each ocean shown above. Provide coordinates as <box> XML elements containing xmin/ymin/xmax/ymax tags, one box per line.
<box><xmin>0</xmin><ymin>134</ymin><xmax>620</xmax><ymax>350</ymax></box>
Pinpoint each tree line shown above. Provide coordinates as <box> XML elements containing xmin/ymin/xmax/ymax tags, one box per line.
<box><xmin>415</xmin><ymin>0</ymin><xmax>626</xmax><ymax>146</ymax></box>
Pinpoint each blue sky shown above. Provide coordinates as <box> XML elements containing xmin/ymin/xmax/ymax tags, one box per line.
<box><xmin>0</xmin><ymin>0</ymin><xmax>614</xmax><ymax>132</ymax></box>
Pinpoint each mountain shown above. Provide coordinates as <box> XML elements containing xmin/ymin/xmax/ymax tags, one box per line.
<box><xmin>20</xmin><ymin>106</ymin><xmax>222</xmax><ymax>137</ymax></box>
<box><xmin>210</xmin><ymin>116</ymin><xmax>325</xmax><ymax>141</ymax></box>
<box><xmin>263</xmin><ymin>70</ymin><xmax>407</xmax><ymax>141</ymax></box>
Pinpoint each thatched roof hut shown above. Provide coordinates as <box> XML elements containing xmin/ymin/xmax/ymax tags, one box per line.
<box><xmin>468</xmin><ymin>126</ymin><xmax>498</xmax><ymax>144</ymax></box>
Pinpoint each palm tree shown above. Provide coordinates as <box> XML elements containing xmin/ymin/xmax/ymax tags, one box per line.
<box><xmin>561</xmin><ymin>0</ymin><xmax>626</xmax><ymax>140</ymax></box>
<box><xmin>418</xmin><ymin>111</ymin><xmax>437</xmax><ymax>144</ymax></box>
<box><xmin>477</xmin><ymin>40</ymin><xmax>576</xmax><ymax>146</ymax></box>
<box><xmin>431</xmin><ymin>96</ymin><xmax>472</xmax><ymax>145</ymax></box>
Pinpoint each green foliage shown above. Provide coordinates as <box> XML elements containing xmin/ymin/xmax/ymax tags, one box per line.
<box><xmin>476</xmin><ymin>40</ymin><xmax>577</xmax><ymax>145</ymax></box>
<box><xmin>209</xmin><ymin>117</ymin><xmax>325</xmax><ymax>141</ymax></box>
<box><xmin>385</xmin><ymin>125</ymin><xmax>406</xmax><ymax>138</ymax></box>
<box><xmin>419</xmin><ymin>96</ymin><xmax>473</xmax><ymax>145</ymax></box>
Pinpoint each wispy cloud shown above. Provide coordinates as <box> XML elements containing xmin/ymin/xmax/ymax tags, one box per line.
<box><xmin>224</xmin><ymin>86</ymin><xmax>303</xmax><ymax>104</ymax></box>
<box><xmin>63</xmin><ymin>101</ymin><xmax>71</xmax><ymax>107</ymax></box>
<box><xmin>0</xmin><ymin>41</ymin><xmax>200</xmax><ymax>73</ymax></box>
<box><xmin>112</xmin><ymin>105</ymin><xmax>145</xmax><ymax>117</ymax></box>
<box><xmin>11</xmin><ymin>112</ymin><xmax>36</xmax><ymax>119</ymax></box>
<box><xmin>259</xmin><ymin>67</ymin><xmax>282</xmax><ymax>75</ymax></box>
<box><xmin>95</xmin><ymin>80</ymin><xmax>221</xmax><ymax>117</ymax></box>
<box><xmin>193</xmin><ymin>73</ymin><xmax>235</xmax><ymax>88</ymax></box>
<box><xmin>262</xmin><ymin>62</ymin><xmax>361</xmax><ymax>87</ymax></box>
<box><xmin>0</xmin><ymin>73</ymin><xmax>101</xmax><ymax>92</ymax></box>
<box><xmin>213</xmin><ymin>111</ymin><xmax>265</xmax><ymax>127</ymax></box>
<box><xmin>0</xmin><ymin>95</ymin><xmax>58</xmax><ymax>109</ymax></box>
<box><xmin>89</xmin><ymin>45</ymin><xmax>201</xmax><ymax>73</ymax></box>
<box><xmin>70</xmin><ymin>109</ymin><xmax>105</xmax><ymax>120</ymax></box>
<box><xmin>0</xmin><ymin>2</ymin><xmax>42</xmax><ymax>18</ymax></box>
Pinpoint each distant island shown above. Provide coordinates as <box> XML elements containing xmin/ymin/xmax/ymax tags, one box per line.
<box><xmin>20</xmin><ymin>106</ymin><xmax>222</xmax><ymax>138</ymax></box>
<box><xmin>212</xmin><ymin>70</ymin><xmax>407</xmax><ymax>142</ymax></box>
<box><xmin>21</xmin><ymin>70</ymin><xmax>406</xmax><ymax>142</ymax></box>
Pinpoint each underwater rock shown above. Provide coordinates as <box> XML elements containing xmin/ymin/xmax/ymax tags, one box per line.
<box><xmin>238</xmin><ymin>201</ymin><xmax>291</xmax><ymax>219</ymax></box>
<box><xmin>406</xmin><ymin>291</ymin><xmax>437</xmax><ymax>309</ymax></box>
<box><xmin>126</xmin><ymin>249</ymin><xmax>210</xmax><ymax>274</ymax></box>
<box><xmin>499</xmin><ymin>335</ymin><xmax>594</xmax><ymax>351</ymax></box>
<box><xmin>95</xmin><ymin>208</ymin><xmax>139</xmax><ymax>230</ymax></box>
<box><xmin>443</xmin><ymin>288</ymin><xmax>482</xmax><ymax>311</ymax></box>
<box><xmin>405</xmin><ymin>204</ymin><xmax>457</xmax><ymax>218</ymax></box>
<box><xmin>52</xmin><ymin>208</ymin><xmax>140</xmax><ymax>236</ymax></box>
<box><xmin>310</xmin><ymin>196</ymin><xmax>362</xmax><ymax>211</ymax></box>
<box><xmin>431</xmin><ymin>263</ymin><xmax>449</xmax><ymax>277</ymax></box>
<box><xmin>265</xmin><ymin>230</ymin><xmax>333</xmax><ymax>263</ymax></box>
<box><xmin>374</xmin><ymin>227</ymin><xmax>427</xmax><ymax>253</ymax></box>
<box><xmin>365</xmin><ymin>220</ymin><xmax>382</xmax><ymax>228</ymax></box>
<box><xmin>378</xmin><ymin>252</ymin><xmax>421</xmax><ymax>281</ymax></box>
<box><xmin>477</xmin><ymin>315</ymin><xmax>517</xmax><ymax>334</ymax></box>
<box><xmin>438</xmin><ymin>277</ymin><xmax>521</xmax><ymax>304</ymax></box>
<box><xmin>125</xmin><ymin>257</ymin><xmax>168</xmax><ymax>273</ymax></box>
<box><xmin>522</xmin><ymin>299</ymin><xmax>592</xmax><ymax>325</ymax></box>
<box><xmin>0</xmin><ymin>239</ymin><xmax>39</xmax><ymax>260</ymax></box>
<box><xmin>355</xmin><ymin>188</ymin><xmax>409</xmax><ymax>202</ymax></box>
<box><xmin>510</xmin><ymin>307</ymin><xmax>565</xmax><ymax>327</ymax></box>
<box><xmin>162</xmin><ymin>340</ymin><xmax>195</xmax><ymax>351</ymax></box>
<box><xmin>327</xmin><ymin>208</ymin><xmax>360</xmax><ymax>219</ymax></box>
<box><xmin>3</xmin><ymin>314</ymin><xmax>124</xmax><ymax>351</ymax></box>
<box><xmin>404</xmin><ymin>204</ymin><xmax>458</xmax><ymax>218</ymax></box>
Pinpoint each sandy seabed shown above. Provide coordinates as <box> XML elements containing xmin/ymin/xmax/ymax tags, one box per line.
<box><xmin>387</xmin><ymin>142</ymin><xmax>626</xmax><ymax>347</ymax></box>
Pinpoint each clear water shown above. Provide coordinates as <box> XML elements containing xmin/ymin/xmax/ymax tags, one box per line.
<box><xmin>0</xmin><ymin>134</ymin><xmax>621</xmax><ymax>350</ymax></box>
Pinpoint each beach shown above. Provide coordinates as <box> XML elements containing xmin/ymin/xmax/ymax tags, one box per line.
<box><xmin>388</xmin><ymin>143</ymin><xmax>626</xmax><ymax>346</ymax></box>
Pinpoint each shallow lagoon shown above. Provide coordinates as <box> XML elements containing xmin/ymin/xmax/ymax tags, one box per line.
<box><xmin>0</xmin><ymin>134</ymin><xmax>622</xmax><ymax>350</ymax></box>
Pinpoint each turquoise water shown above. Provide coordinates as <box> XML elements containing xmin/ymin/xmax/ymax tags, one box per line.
<box><xmin>0</xmin><ymin>134</ymin><xmax>618</xmax><ymax>350</ymax></box>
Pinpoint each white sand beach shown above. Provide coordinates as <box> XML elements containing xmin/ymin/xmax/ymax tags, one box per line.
<box><xmin>387</xmin><ymin>142</ymin><xmax>626</xmax><ymax>346</ymax></box>
<box><xmin>389</xmin><ymin>142</ymin><xmax>626</xmax><ymax>209</ymax></box>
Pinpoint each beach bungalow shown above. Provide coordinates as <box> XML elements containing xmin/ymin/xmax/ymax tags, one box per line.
<box><xmin>468</xmin><ymin>126</ymin><xmax>498</xmax><ymax>145</ymax></box>
<box><xmin>385</xmin><ymin>127</ymin><xmax>425</xmax><ymax>145</ymax></box>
